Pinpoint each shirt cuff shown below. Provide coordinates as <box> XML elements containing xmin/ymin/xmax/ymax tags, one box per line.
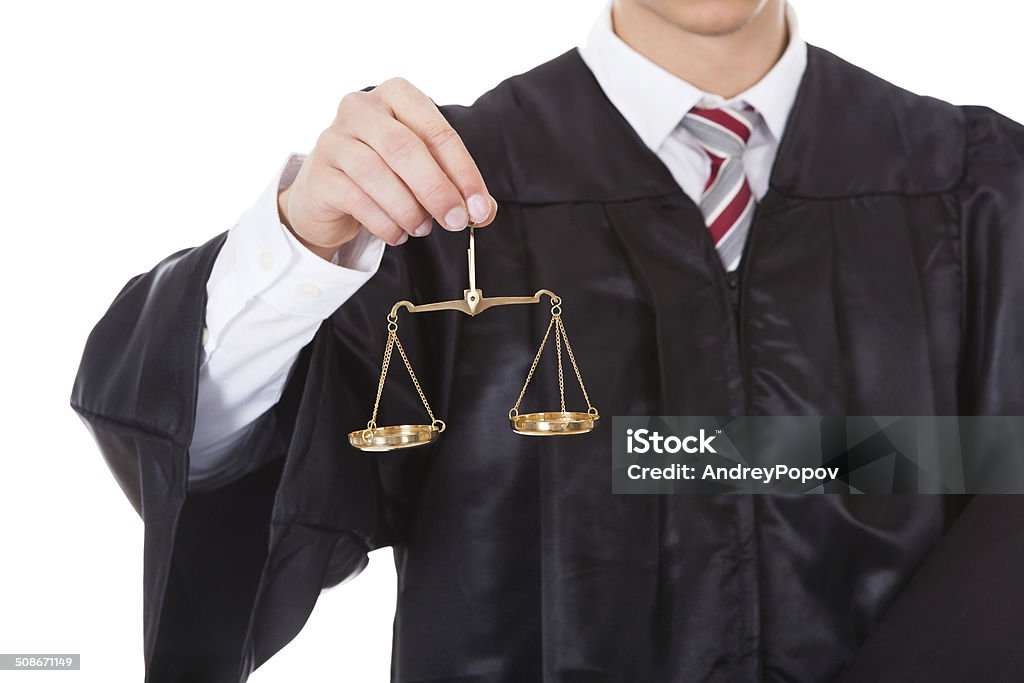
<box><xmin>227</xmin><ymin>153</ymin><xmax>387</xmax><ymax>319</ymax></box>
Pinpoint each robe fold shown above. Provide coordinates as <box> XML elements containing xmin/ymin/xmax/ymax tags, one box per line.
<box><xmin>72</xmin><ymin>45</ymin><xmax>1024</xmax><ymax>682</ymax></box>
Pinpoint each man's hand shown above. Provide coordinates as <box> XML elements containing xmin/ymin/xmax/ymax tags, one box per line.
<box><xmin>277</xmin><ymin>78</ymin><xmax>497</xmax><ymax>261</ymax></box>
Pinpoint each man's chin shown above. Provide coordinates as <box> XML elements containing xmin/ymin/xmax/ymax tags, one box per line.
<box><xmin>643</xmin><ymin>0</ymin><xmax>769</xmax><ymax>37</ymax></box>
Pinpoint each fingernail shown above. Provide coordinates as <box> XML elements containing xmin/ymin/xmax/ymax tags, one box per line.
<box><xmin>444</xmin><ymin>206</ymin><xmax>469</xmax><ymax>231</ymax></box>
<box><xmin>414</xmin><ymin>218</ymin><xmax>432</xmax><ymax>237</ymax></box>
<box><xmin>466</xmin><ymin>194</ymin><xmax>490</xmax><ymax>223</ymax></box>
<box><xmin>396</xmin><ymin>232</ymin><xmax>409</xmax><ymax>245</ymax></box>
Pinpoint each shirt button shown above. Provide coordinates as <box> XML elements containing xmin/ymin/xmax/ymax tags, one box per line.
<box><xmin>259</xmin><ymin>251</ymin><xmax>274</xmax><ymax>271</ymax></box>
<box><xmin>298</xmin><ymin>282</ymin><xmax>320</xmax><ymax>298</ymax></box>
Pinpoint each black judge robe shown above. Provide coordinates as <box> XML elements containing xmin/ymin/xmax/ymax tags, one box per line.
<box><xmin>71</xmin><ymin>45</ymin><xmax>1024</xmax><ymax>682</ymax></box>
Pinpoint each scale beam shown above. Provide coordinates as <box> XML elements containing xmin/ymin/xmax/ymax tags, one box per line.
<box><xmin>389</xmin><ymin>289</ymin><xmax>558</xmax><ymax>318</ymax></box>
<box><xmin>388</xmin><ymin>226</ymin><xmax>558</xmax><ymax>317</ymax></box>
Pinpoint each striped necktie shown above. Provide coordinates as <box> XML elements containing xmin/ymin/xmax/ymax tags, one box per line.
<box><xmin>680</xmin><ymin>105</ymin><xmax>760</xmax><ymax>272</ymax></box>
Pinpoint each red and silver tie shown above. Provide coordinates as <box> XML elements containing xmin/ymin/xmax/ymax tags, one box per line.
<box><xmin>681</xmin><ymin>105</ymin><xmax>760</xmax><ymax>272</ymax></box>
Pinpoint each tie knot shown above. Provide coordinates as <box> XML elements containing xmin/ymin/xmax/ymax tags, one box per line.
<box><xmin>681</xmin><ymin>105</ymin><xmax>758</xmax><ymax>158</ymax></box>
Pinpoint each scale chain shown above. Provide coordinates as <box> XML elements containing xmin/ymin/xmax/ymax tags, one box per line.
<box><xmin>509</xmin><ymin>298</ymin><xmax>596</xmax><ymax>417</ymax></box>
<box><xmin>368</xmin><ymin>317</ymin><xmax>439</xmax><ymax>429</ymax></box>
<box><xmin>510</xmin><ymin>312</ymin><xmax>557</xmax><ymax>416</ymax></box>
<box><xmin>555</xmin><ymin>316</ymin><xmax>565</xmax><ymax>413</ymax></box>
<box><xmin>393</xmin><ymin>333</ymin><xmax>438</xmax><ymax>423</ymax></box>
<box><xmin>369</xmin><ymin>331</ymin><xmax>396</xmax><ymax>427</ymax></box>
<box><xmin>557</xmin><ymin>317</ymin><xmax>596</xmax><ymax>414</ymax></box>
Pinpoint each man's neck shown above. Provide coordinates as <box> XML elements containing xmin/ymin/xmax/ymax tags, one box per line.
<box><xmin>611</xmin><ymin>0</ymin><xmax>788</xmax><ymax>99</ymax></box>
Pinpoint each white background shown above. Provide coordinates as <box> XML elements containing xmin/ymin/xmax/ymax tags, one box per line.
<box><xmin>1</xmin><ymin>1</ymin><xmax>1022</xmax><ymax>680</ymax></box>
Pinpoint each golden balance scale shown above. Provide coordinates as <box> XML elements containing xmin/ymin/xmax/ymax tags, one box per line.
<box><xmin>348</xmin><ymin>223</ymin><xmax>600</xmax><ymax>452</ymax></box>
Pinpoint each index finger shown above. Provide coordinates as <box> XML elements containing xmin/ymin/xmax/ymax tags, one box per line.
<box><xmin>378</xmin><ymin>79</ymin><xmax>497</xmax><ymax>227</ymax></box>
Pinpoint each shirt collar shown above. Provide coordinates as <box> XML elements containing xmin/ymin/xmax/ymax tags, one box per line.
<box><xmin>578</xmin><ymin>2</ymin><xmax>808</xmax><ymax>152</ymax></box>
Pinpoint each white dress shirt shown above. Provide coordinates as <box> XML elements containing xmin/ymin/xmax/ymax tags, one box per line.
<box><xmin>187</xmin><ymin>3</ymin><xmax>808</xmax><ymax>490</ymax></box>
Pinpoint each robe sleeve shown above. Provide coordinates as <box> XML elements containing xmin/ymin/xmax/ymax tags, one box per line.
<box><xmin>835</xmin><ymin>108</ymin><xmax>1024</xmax><ymax>681</ymax></box>
<box><xmin>70</xmin><ymin>227</ymin><xmax>451</xmax><ymax>681</ymax></box>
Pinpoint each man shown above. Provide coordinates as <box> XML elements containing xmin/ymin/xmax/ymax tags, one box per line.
<box><xmin>72</xmin><ymin>0</ymin><xmax>1024</xmax><ymax>681</ymax></box>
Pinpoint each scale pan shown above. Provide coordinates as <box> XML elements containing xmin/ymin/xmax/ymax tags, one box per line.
<box><xmin>348</xmin><ymin>423</ymin><xmax>440</xmax><ymax>452</ymax></box>
<box><xmin>510</xmin><ymin>411</ymin><xmax>599</xmax><ymax>436</ymax></box>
